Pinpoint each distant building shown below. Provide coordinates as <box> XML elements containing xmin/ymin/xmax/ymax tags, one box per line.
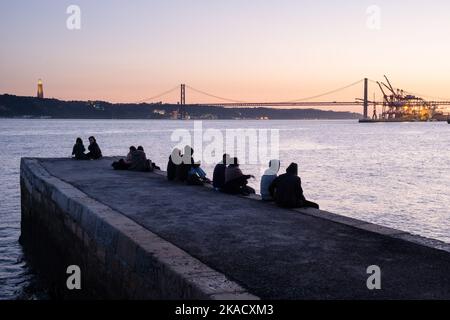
<box><xmin>37</xmin><ymin>79</ymin><xmax>44</xmax><ymax>99</ymax></box>
<box><xmin>153</xmin><ymin>109</ymin><xmax>166</xmax><ymax>115</ymax></box>
<box><xmin>87</xmin><ymin>101</ymin><xmax>104</xmax><ymax>111</ymax></box>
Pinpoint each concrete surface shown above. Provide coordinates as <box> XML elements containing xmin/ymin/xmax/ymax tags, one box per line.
<box><xmin>24</xmin><ymin>157</ymin><xmax>450</xmax><ymax>299</ymax></box>
<box><xmin>20</xmin><ymin>158</ymin><xmax>256</xmax><ymax>300</ymax></box>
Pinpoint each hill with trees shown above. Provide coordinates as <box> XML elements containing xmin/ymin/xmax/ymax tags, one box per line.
<box><xmin>0</xmin><ymin>94</ymin><xmax>361</xmax><ymax>120</ymax></box>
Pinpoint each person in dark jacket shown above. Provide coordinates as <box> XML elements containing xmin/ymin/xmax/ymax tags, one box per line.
<box><xmin>213</xmin><ymin>154</ymin><xmax>230</xmax><ymax>190</ymax></box>
<box><xmin>223</xmin><ymin>157</ymin><xmax>255</xmax><ymax>195</ymax></box>
<box><xmin>167</xmin><ymin>148</ymin><xmax>181</xmax><ymax>181</ymax></box>
<box><xmin>129</xmin><ymin>146</ymin><xmax>150</xmax><ymax>171</ymax></box>
<box><xmin>72</xmin><ymin>137</ymin><xmax>88</xmax><ymax>160</ymax></box>
<box><xmin>86</xmin><ymin>136</ymin><xmax>102</xmax><ymax>160</ymax></box>
<box><xmin>269</xmin><ymin>162</ymin><xmax>319</xmax><ymax>209</ymax></box>
<box><xmin>176</xmin><ymin>146</ymin><xmax>195</xmax><ymax>182</ymax></box>
<box><xmin>176</xmin><ymin>152</ymin><xmax>189</xmax><ymax>182</ymax></box>
<box><xmin>112</xmin><ymin>146</ymin><xmax>135</xmax><ymax>170</ymax></box>
<box><xmin>178</xmin><ymin>146</ymin><xmax>209</xmax><ymax>184</ymax></box>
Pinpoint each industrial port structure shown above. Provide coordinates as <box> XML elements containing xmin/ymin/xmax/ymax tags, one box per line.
<box><xmin>359</xmin><ymin>76</ymin><xmax>450</xmax><ymax>122</ymax></box>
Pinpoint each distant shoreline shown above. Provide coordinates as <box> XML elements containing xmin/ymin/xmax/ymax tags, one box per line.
<box><xmin>0</xmin><ymin>93</ymin><xmax>362</xmax><ymax>120</ymax></box>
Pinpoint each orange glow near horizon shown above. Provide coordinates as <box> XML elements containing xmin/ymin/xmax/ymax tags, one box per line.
<box><xmin>2</xmin><ymin>1</ymin><xmax>450</xmax><ymax>112</ymax></box>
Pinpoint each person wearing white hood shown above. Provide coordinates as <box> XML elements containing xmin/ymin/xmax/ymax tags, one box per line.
<box><xmin>260</xmin><ymin>159</ymin><xmax>281</xmax><ymax>201</ymax></box>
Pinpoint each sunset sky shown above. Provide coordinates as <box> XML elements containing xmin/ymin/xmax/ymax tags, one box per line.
<box><xmin>1</xmin><ymin>0</ymin><xmax>450</xmax><ymax>111</ymax></box>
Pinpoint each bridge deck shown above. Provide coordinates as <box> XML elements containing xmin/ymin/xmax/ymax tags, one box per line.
<box><xmin>38</xmin><ymin>157</ymin><xmax>450</xmax><ymax>299</ymax></box>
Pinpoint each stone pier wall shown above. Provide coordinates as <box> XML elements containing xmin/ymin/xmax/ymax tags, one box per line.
<box><xmin>20</xmin><ymin>158</ymin><xmax>256</xmax><ymax>300</ymax></box>
<box><xmin>20</xmin><ymin>157</ymin><xmax>450</xmax><ymax>300</ymax></box>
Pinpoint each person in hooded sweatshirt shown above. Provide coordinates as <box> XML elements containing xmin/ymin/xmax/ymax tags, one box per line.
<box><xmin>86</xmin><ymin>136</ymin><xmax>102</xmax><ymax>160</ymax></box>
<box><xmin>223</xmin><ymin>157</ymin><xmax>255</xmax><ymax>195</ymax></box>
<box><xmin>260</xmin><ymin>159</ymin><xmax>280</xmax><ymax>201</ymax></box>
<box><xmin>72</xmin><ymin>137</ymin><xmax>88</xmax><ymax>160</ymax></box>
<box><xmin>213</xmin><ymin>153</ymin><xmax>230</xmax><ymax>190</ymax></box>
<box><xmin>167</xmin><ymin>148</ymin><xmax>181</xmax><ymax>181</ymax></box>
<box><xmin>269</xmin><ymin>162</ymin><xmax>319</xmax><ymax>209</ymax></box>
<box><xmin>129</xmin><ymin>146</ymin><xmax>150</xmax><ymax>172</ymax></box>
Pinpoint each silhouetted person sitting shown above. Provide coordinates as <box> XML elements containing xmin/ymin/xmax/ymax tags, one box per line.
<box><xmin>223</xmin><ymin>157</ymin><xmax>255</xmax><ymax>195</ymax></box>
<box><xmin>138</xmin><ymin>146</ymin><xmax>160</xmax><ymax>170</ymax></box>
<box><xmin>112</xmin><ymin>146</ymin><xmax>153</xmax><ymax>172</ymax></box>
<box><xmin>167</xmin><ymin>148</ymin><xmax>181</xmax><ymax>181</ymax></box>
<box><xmin>176</xmin><ymin>147</ymin><xmax>191</xmax><ymax>182</ymax></box>
<box><xmin>130</xmin><ymin>146</ymin><xmax>152</xmax><ymax>172</ymax></box>
<box><xmin>178</xmin><ymin>146</ymin><xmax>210</xmax><ymax>185</ymax></box>
<box><xmin>269</xmin><ymin>162</ymin><xmax>319</xmax><ymax>209</ymax></box>
<box><xmin>260</xmin><ymin>159</ymin><xmax>280</xmax><ymax>201</ymax></box>
<box><xmin>72</xmin><ymin>137</ymin><xmax>88</xmax><ymax>160</ymax></box>
<box><xmin>86</xmin><ymin>136</ymin><xmax>102</xmax><ymax>160</ymax></box>
<box><xmin>126</xmin><ymin>146</ymin><xmax>136</xmax><ymax>163</ymax></box>
<box><xmin>213</xmin><ymin>154</ymin><xmax>230</xmax><ymax>190</ymax></box>
<box><xmin>112</xmin><ymin>146</ymin><xmax>136</xmax><ymax>170</ymax></box>
<box><xmin>175</xmin><ymin>146</ymin><xmax>196</xmax><ymax>182</ymax></box>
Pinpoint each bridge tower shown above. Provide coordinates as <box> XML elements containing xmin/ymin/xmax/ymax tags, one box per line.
<box><xmin>180</xmin><ymin>84</ymin><xmax>186</xmax><ymax>105</ymax></box>
<box><xmin>37</xmin><ymin>79</ymin><xmax>44</xmax><ymax>99</ymax></box>
<box><xmin>363</xmin><ymin>78</ymin><xmax>368</xmax><ymax>118</ymax></box>
<box><xmin>178</xmin><ymin>84</ymin><xmax>186</xmax><ymax>120</ymax></box>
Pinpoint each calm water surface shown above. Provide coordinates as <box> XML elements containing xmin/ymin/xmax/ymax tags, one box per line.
<box><xmin>1</xmin><ymin>119</ymin><xmax>449</xmax><ymax>299</ymax></box>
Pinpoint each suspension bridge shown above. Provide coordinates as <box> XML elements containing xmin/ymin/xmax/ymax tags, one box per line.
<box><xmin>138</xmin><ymin>77</ymin><xmax>450</xmax><ymax>121</ymax></box>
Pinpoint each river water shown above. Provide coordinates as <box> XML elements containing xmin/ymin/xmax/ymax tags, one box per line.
<box><xmin>1</xmin><ymin>119</ymin><xmax>449</xmax><ymax>299</ymax></box>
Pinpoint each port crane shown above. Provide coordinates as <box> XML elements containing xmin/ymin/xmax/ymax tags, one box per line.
<box><xmin>367</xmin><ymin>75</ymin><xmax>444</xmax><ymax>121</ymax></box>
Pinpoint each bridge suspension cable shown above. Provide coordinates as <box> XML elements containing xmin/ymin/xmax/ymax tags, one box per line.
<box><xmin>287</xmin><ymin>79</ymin><xmax>364</xmax><ymax>102</ymax></box>
<box><xmin>187</xmin><ymin>80</ymin><xmax>365</xmax><ymax>104</ymax></box>
<box><xmin>136</xmin><ymin>85</ymin><xmax>180</xmax><ymax>104</ymax></box>
<box><xmin>185</xmin><ymin>85</ymin><xmax>248</xmax><ymax>103</ymax></box>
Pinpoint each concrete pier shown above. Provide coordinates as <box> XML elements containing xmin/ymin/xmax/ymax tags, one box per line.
<box><xmin>20</xmin><ymin>157</ymin><xmax>450</xmax><ymax>299</ymax></box>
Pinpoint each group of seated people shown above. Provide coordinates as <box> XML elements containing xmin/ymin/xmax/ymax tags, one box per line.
<box><xmin>166</xmin><ymin>146</ymin><xmax>211</xmax><ymax>185</ymax></box>
<box><xmin>212</xmin><ymin>154</ymin><xmax>256</xmax><ymax>196</ymax></box>
<box><xmin>112</xmin><ymin>146</ymin><xmax>160</xmax><ymax>172</ymax></box>
<box><xmin>167</xmin><ymin>148</ymin><xmax>319</xmax><ymax>209</ymax></box>
<box><xmin>74</xmin><ymin>139</ymin><xmax>318</xmax><ymax>210</ymax></box>
<box><xmin>72</xmin><ymin>136</ymin><xmax>103</xmax><ymax>160</ymax></box>
<box><xmin>261</xmin><ymin>160</ymin><xmax>319</xmax><ymax>209</ymax></box>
